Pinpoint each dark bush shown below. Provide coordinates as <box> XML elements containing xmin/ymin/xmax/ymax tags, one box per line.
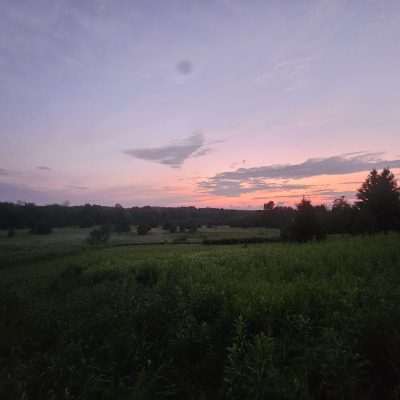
<box><xmin>7</xmin><ymin>228</ymin><xmax>15</xmax><ymax>238</ymax></box>
<box><xmin>87</xmin><ymin>225</ymin><xmax>111</xmax><ymax>245</ymax></box>
<box><xmin>289</xmin><ymin>198</ymin><xmax>326</xmax><ymax>243</ymax></box>
<box><xmin>137</xmin><ymin>224</ymin><xmax>151</xmax><ymax>235</ymax></box>
<box><xmin>30</xmin><ymin>222</ymin><xmax>53</xmax><ymax>235</ymax></box>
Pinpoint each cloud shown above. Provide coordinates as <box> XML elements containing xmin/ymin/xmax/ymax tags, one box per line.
<box><xmin>66</xmin><ymin>185</ymin><xmax>88</xmax><ymax>191</ymax></box>
<box><xmin>310</xmin><ymin>189</ymin><xmax>356</xmax><ymax>198</ymax></box>
<box><xmin>0</xmin><ymin>168</ymin><xmax>9</xmax><ymax>176</ymax></box>
<box><xmin>192</xmin><ymin>147</ymin><xmax>212</xmax><ymax>157</ymax></box>
<box><xmin>37</xmin><ymin>166</ymin><xmax>52</xmax><ymax>171</ymax></box>
<box><xmin>176</xmin><ymin>60</ymin><xmax>193</xmax><ymax>75</ymax></box>
<box><xmin>199</xmin><ymin>178</ymin><xmax>310</xmax><ymax>197</ymax></box>
<box><xmin>124</xmin><ymin>132</ymin><xmax>212</xmax><ymax>168</ymax></box>
<box><xmin>200</xmin><ymin>152</ymin><xmax>400</xmax><ymax>196</ymax></box>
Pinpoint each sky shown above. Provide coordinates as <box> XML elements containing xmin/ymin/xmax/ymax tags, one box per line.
<box><xmin>1</xmin><ymin>0</ymin><xmax>400</xmax><ymax>209</ymax></box>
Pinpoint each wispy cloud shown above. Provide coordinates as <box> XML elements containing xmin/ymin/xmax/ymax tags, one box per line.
<box><xmin>66</xmin><ymin>185</ymin><xmax>88</xmax><ymax>191</ymax></box>
<box><xmin>37</xmin><ymin>166</ymin><xmax>52</xmax><ymax>171</ymax></box>
<box><xmin>199</xmin><ymin>179</ymin><xmax>310</xmax><ymax>197</ymax></box>
<box><xmin>200</xmin><ymin>152</ymin><xmax>400</xmax><ymax>196</ymax></box>
<box><xmin>0</xmin><ymin>168</ymin><xmax>9</xmax><ymax>176</ymax></box>
<box><xmin>124</xmin><ymin>132</ymin><xmax>214</xmax><ymax>168</ymax></box>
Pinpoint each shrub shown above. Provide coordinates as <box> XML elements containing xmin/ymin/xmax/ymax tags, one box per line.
<box><xmin>30</xmin><ymin>222</ymin><xmax>53</xmax><ymax>235</ymax></box>
<box><xmin>114</xmin><ymin>221</ymin><xmax>131</xmax><ymax>233</ymax></box>
<box><xmin>7</xmin><ymin>228</ymin><xmax>15</xmax><ymax>238</ymax></box>
<box><xmin>137</xmin><ymin>224</ymin><xmax>151</xmax><ymax>235</ymax></box>
<box><xmin>87</xmin><ymin>225</ymin><xmax>111</xmax><ymax>245</ymax></box>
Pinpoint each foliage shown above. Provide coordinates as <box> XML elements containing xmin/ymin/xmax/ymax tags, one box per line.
<box><xmin>137</xmin><ymin>224</ymin><xmax>152</xmax><ymax>235</ymax></box>
<box><xmin>30</xmin><ymin>221</ymin><xmax>53</xmax><ymax>235</ymax></box>
<box><xmin>114</xmin><ymin>204</ymin><xmax>131</xmax><ymax>233</ymax></box>
<box><xmin>356</xmin><ymin>168</ymin><xmax>400</xmax><ymax>232</ymax></box>
<box><xmin>1</xmin><ymin>234</ymin><xmax>400</xmax><ymax>399</ymax></box>
<box><xmin>87</xmin><ymin>225</ymin><xmax>111</xmax><ymax>245</ymax></box>
<box><xmin>162</xmin><ymin>222</ymin><xmax>178</xmax><ymax>233</ymax></box>
<box><xmin>1</xmin><ymin>168</ymin><xmax>399</xmax><ymax>237</ymax></box>
<box><xmin>287</xmin><ymin>198</ymin><xmax>326</xmax><ymax>242</ymax></box>
<box><xmin>329</xmin><ymin>196</ymin><xmax>354</xmax><ymax>234</ymax></box>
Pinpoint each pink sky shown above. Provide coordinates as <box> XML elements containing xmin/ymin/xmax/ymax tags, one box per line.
<box><xmin>1</xmin><ymin>1</ymin><xmax>400</xmax><ymax>208</ymax></box>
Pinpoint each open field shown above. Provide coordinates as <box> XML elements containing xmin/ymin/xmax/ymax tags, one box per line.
<box><xmin>0</xmin><ymin>226</ymin><xmax>279</xmax><ymax>268</ymax></box>
<box><xmin>1</xmin><ymin>232</ymin><xmax>400</xmax><ymax>399</ymax></box>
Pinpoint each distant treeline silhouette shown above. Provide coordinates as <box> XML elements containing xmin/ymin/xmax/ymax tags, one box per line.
<box><xmin>1</xmin><ymin>169</ymin><xmax>399</xmax><ymax>241</ymax></box>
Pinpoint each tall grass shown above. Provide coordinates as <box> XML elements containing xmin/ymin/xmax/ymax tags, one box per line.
<box><xmin>1</xmin><ymin>234</ymin><xmax>400</xmax><ymax>399</ymax></box>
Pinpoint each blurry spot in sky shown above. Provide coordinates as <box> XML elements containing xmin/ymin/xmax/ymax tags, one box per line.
<box><xmin>176</xmin><ymin>60</ymin><xmax>193</xmax><ymax>75</ymax></box>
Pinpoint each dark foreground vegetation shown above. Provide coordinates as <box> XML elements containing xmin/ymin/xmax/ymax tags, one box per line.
<box><xmin>1</xmin><ymin>235</ymin><xmax>400</xmax><ymax>399</ymax></box>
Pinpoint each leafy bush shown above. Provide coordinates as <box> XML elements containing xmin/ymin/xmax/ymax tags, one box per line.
<box><xmin>87</xmin><ymin>225</ymin><xmax>111</xmax><ymax>245</ymax></box>
<box><xmin>137</xmin><ymin>224</ymin><xmax>151</xmax><ymax>235</ymax></box>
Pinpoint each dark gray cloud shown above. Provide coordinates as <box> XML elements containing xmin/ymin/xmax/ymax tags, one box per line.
<box><xmin>124</xmin><ymin>132</ymin><xmax>211</xmax><ymax>168</ymax></box>
<box><xmin>200</xmin><ymin>152</ymin><xmax>400</xmax><ymax>197</ymax></box>
<box><xmin>37</xmin><ymin>166</ymin><xmax>52</xmax><ymax>171</ymax></box>
<box><xmin>199</xmin><ymin>178</ymin><xmax>310</xmax><ymax>197</ymax></box>
<box><xmin>254</xmin><ymin>190</ymin><xmax>355</xmax><ymax>202</ymax></box>
<box><xmin>311</xmin><ymin>189</ymin><xmax>356</xmax><ymax>198</ymax></box>
<box><xmin>192</xmin><ymin>147</ymin><xmax>212</xmax><ymax>157</ymax></box>
<box><xmin>176</xmin><ymin>60</ymin><xmax>193</xmax><ymax>75</ymax></box>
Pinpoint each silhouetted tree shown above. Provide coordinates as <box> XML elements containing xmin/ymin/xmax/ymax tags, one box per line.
<box><xmin>79</xmin><ymin>204</ymin><xmax>97</xmax><ymax>228</ymax></box>
<box><xmin>30</xmin><ymin>221</ymin><xmax>53</xmax><ymax>235</ymax></box>
<box><xmin>263</xmin><ymin>201</ymin><xmax>275</xmax><ymax>211</ymax></box>
<box><xmin>356</xmin><ymin>168</ymin><xmax>400</xmax><ymax>233</ymax></box>
<box><xmin>289</xmin><ymin>198</ymin><xmax>325</xmax><ymax>242</ymax></box>
<box><xmin>330</xmin><ymin>196</ymin><xmax>354</xmax><ymax>234</ymax></box>
<box><xmin>137</xmin><ymin>224</ymin><xmax>151</xmax><ymax>235</ymax></box>
<box><xmin>114</xmin><ymin>203</ymin><xmax>131</xmax><ymax>233</ymax></box>
<box><xmin>163</xmin><ymin>222</ymin><xmax>178</xmax><ymax>233</ymax></box>
<box><xmin>188</xmin><ymin>223</ymin><xmax>198</xmax><ymax>233</ymax></box>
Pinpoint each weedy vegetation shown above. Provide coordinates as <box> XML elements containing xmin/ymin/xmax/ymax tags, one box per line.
<box><xmin>1</xmin><ymin>232</ymin><xmax>400</xmax><ymax>399</ymax></box>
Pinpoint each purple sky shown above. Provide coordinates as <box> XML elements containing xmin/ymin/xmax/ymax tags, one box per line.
<box><xmin>1</xmin><ymin>0</ymin><xmax>400</xmax><ymax>208</ymax></box>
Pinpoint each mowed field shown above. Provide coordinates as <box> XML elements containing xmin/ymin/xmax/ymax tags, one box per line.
<box><xmin>1</xmin><ymin>230</ymin><xmax>400</xmax><ymax>399</ymax></box>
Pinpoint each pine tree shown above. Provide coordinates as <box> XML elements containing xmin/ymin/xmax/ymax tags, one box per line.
<box><xmin>356</xmin><ymin>168</ymin><xmax>400</xmax><ymax>232</ymax></box>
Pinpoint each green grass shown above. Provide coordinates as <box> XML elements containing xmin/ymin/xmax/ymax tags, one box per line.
<box><xmin>0</xmin><ymin>226</ymin><xmax>279</xmax><ymax>268</ymax></box>
<box><xmin>1</xmin><ymin>232</ymin><xmax>400</xmax><ymax>399</ymax></box>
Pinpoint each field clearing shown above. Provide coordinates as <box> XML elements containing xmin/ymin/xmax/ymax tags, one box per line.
<box><xmin>0</xmin><ymin>226</ymin><xmax>279</xmax><ymax>268</ymax></box>
<box><xmin>1</xmin><ymin>233</ymin><xmax>400</xmax><ymax>399</ymax></box>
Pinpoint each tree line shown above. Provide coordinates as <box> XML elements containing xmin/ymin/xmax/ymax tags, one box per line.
<box><xmin>0</xmin><ymin>168</ymin><xmax>399</xmax><ymax>241</ymax></box>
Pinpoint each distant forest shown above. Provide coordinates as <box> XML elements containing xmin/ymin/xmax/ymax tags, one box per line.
<box><xmin>1</xmin><ymin>169</ymin><xmax>399</xmax><ymax>241</ymax></box>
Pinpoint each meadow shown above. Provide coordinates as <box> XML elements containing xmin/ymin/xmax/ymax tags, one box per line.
<box><xmin>1</xmin><ymin>229</ymin><xmax>400</xmax><ymax>399</ymax></box>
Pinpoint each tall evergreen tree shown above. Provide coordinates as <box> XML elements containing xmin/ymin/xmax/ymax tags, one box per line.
<box><xmin>356</xmin><ymin>168</ymin><xmax>400</xmax><ymax>232</ymax></box>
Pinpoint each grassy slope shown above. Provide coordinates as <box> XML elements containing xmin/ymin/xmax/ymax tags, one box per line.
<box><xmin>1</xmin><ymin>234</ymin><xmax>400</xmax><ymax>399</ymax></box>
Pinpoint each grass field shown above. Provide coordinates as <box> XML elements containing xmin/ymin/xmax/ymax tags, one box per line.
<box><xmin>0</xmin><ymin>226</ymin><xmax>279</xmax><ymax>268</ymax></box>
<box><xmin>1</xmin><ymin>230</ymin><xmax>400</xmax><ymax>399</ymax></box>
